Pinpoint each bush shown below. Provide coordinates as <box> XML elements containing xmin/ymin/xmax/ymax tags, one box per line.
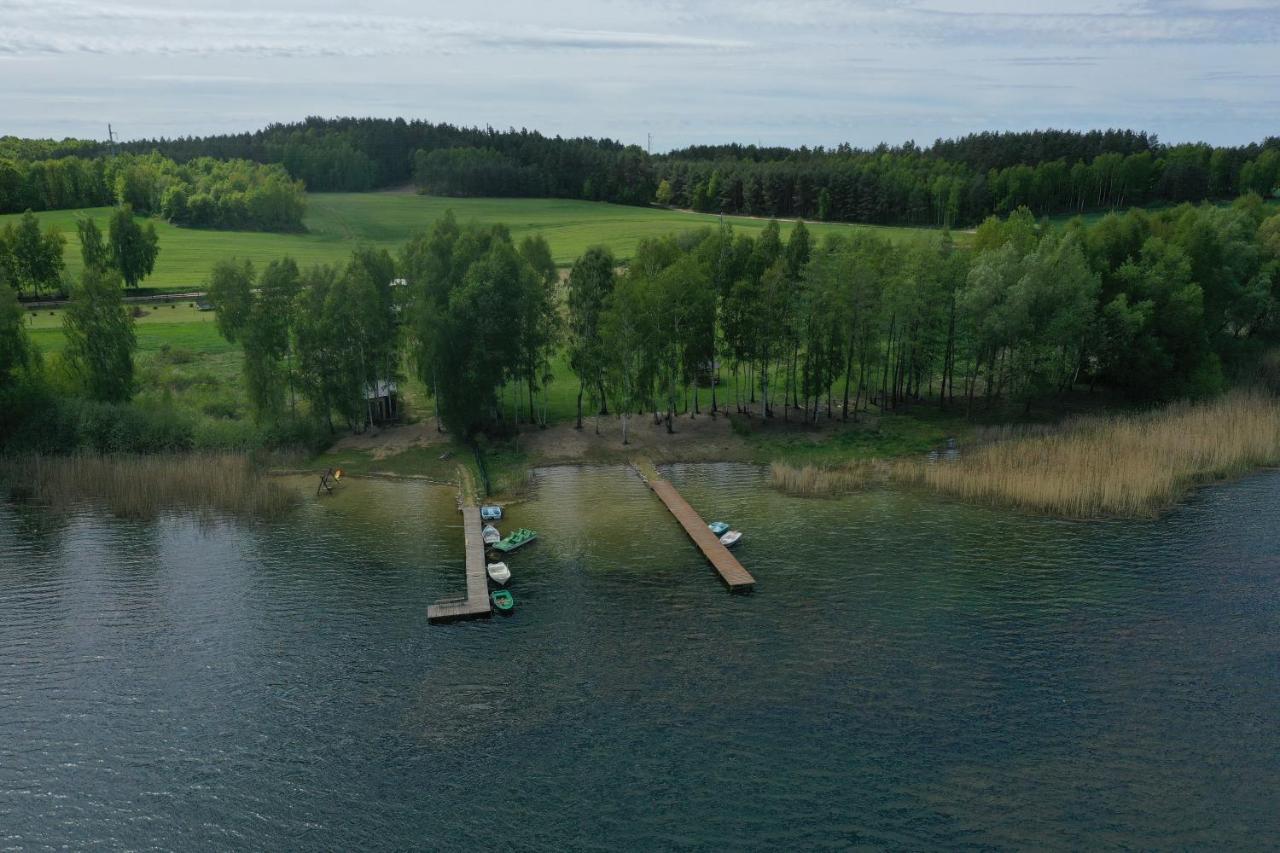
<box><xmin>201</xmin><ymin>399</ymin><xmax>241</xmax><ymax>420</ymax></box>
<box><xmin>155</xmin><ymin>344</ymin><xmax>196</xmax><ymax>365</ymax></box>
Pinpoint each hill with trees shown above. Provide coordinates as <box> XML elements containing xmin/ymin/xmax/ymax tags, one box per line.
<box><xmin>4</xmin><ymin>121</ymin><xmax>1276</xmax><ymax>230</ymax></box>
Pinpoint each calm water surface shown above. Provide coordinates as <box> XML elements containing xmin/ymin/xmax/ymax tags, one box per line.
<box><xmin>1</xmin><ymin>465</ymin><xmax>1278</xmax><ymax>850</ymax></box>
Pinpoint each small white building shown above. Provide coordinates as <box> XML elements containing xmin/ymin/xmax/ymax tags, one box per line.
<box><xmin>364</xmin><ymin>380</ymin><xmax>400</xmax><ymax>424</ymax></box>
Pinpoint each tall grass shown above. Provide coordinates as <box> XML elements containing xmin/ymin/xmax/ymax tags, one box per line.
<box><xmin>770</xmin><ymin>460</ymin><xmax>886</xmax><ymax>497</ymax></box>
<box><xmin>1</xmin><ymin>453</ymin><xmax>299</xmax><ymax>520</ymax></box>
<box><xmin>897</xmin><ymin>393</ymin><xmax>1280</xmax><ymax>518</ymax></box>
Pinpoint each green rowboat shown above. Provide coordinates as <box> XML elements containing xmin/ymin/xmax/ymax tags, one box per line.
<box><xmin>491</xmin><ymin>589</ymin><xmax>515</xmax><ymax>613</ymax></box>
<box><xmin>492</xmin><ymin>527</ymin><xmax>538</xmax><ymax>553</ymax></box>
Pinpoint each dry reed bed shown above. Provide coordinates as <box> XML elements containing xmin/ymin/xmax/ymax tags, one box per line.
<box><xmin>770</xmin><ymin>460</ymin><xmax>887</xmax><ymax>497</ymax></box>
<box><xmin>769</xmin><ymin>394</ymin><xmax>1280</xmax><ymax>517</ymax></box>
<box><xmin>896</xmin><ymin>393</ymin><xmax>1280</xmax><ymax>518</ymax></box>
<box><xmin>1</xmin><ymin>453</ymin><xmax>299</xmax><ymax>520</ymax></box>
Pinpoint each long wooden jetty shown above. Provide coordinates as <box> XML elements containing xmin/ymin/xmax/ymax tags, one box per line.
<box><xmin>427</xmin><ymin>506</ymin><xmax>492</xmax><ymax>623</ymax></box>
<box><xmin>637</xmin><ymin>462</ymin><xmax>755</xmax><ymax>592</ymax></box>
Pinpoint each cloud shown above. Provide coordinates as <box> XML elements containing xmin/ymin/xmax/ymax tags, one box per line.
<box><xmin>131</xmin><ymin>74</ymin><xmax>264</xmax><ymax>83</ymax></box>
<box><xmin>0</xmin><ymin>1</ymin><xmax>750</xmax><ymax>58</ymax></box>
<box><xmin>1000</xmin><ymin>55</ymin><xmax>1101</xmax><ymax>66</ymax></box>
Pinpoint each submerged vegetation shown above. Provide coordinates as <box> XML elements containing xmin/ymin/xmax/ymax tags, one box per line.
<box><xmin>1</xmin><ymin>453</ymin><xmax>299</xmax><ymax>520</ymax></box>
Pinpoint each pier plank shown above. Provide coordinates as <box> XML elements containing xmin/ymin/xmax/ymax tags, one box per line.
<box><xmin>427</xmin><ymin>506</ymin><xmax>493</xmax><ymax>623</ymax></box>
<box><xmin>646</xmin><ymin>478</ymin><xmax>755</xmax><ymax>591</ymax></box>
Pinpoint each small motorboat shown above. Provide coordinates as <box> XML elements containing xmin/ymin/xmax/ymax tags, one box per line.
<box><xmin>486</xmin><ymin>561</ymin><xmax>511</xmax><ymax>585</ymax></box>
<box><xmin>719</xmin><ymin>530</ymin><xmax>743</xmax><ymax>548</ymax></box>
<box><xmin>480</xmin><ymin>505</ymin><xmax>503</xmax><ymax>522</ymax></box>
<box><xmin>482</xmin><ymin>524</ymin><xmax>501</xmax><ymax>545</ymax></box>
<box><xmin>491</xmin><ymin>589</ymin><xmax>515</xmax><ymax>614</ymax></box>
<box><xmin>492</xmin><ymin>527</ymin><xmax>538</xmax><ymax>553</ymax></box>
<box><xmin>708</xmin><ymin>521</ymin><xmax>730</xmax><ymax>536</ymax></box>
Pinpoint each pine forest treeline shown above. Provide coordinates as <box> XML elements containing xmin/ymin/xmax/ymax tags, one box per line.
<box><xmin>4</xmin><ymin>121</ymin><xmax>1278</xmax><ymax>228</ymax></box>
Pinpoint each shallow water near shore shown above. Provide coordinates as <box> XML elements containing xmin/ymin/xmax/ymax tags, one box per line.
<box><xmin>2</xmin><ymin>464</ymin><xmax>1278</xmax><ymax>849</ymax></box>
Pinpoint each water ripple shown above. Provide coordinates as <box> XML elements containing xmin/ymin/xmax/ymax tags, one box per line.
<box><xmin>1</xmin><ymin>467</ymin><xmax>1278</xmax><ymax>849</ymax></box>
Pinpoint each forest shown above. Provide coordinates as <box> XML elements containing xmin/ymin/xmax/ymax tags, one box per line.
<box><xmin>4</xmin><ymin>121</ymin><xmax>1277</xmax><ymax>229</ymax></box>
<box><xmin>0</xmin><ymin>148</ymin><xmax>306</xmax><ymax>231</ymax></box>
<box><xmin>3</xmin><ymin>190</ymin><xmax>1277</xmax><ymax>455</ymax></box>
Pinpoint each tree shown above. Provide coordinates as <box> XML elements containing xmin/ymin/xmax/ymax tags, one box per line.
<box><xmin>293</xmin><ymin>264</ymin><xmax>346</xmax><ymax>430</ymax></box>
<box><xmin>403</xmin><ymin>217</ymin><xmax>542</xmax><ymax>436</ymax></box>
<box><xmin>0</xmin><ymin>280</ymin><xmax>29</xmax><ymax>385</ymax></box>
<box><xmin>784</xmin><ymin>220</ymin><xmax>812</xmax><ymax>279</ymax></box>
<box><xmin>76</xmin><ymin>218</ymin><xmax>110</xmax><ymax>271</ymax></box>
<box><xmin>516</xmin><ymin>235</ymin><xmax>561</xmax><ymax>425</ymax></box>
<box><xmin>602</xmin><ymin>272</ymin><xmax>657</xmax><ymax>444</ymax></box>
<box><xmin>655</xmin><ymin>179</ymin><xmax>674</xmax><ymax>206</ymax></box>
<box><xmin>292</xmin><ymin>256</ymin><xmax>394</xmax><ymax>432</ymax></box>
<box><xmin>108</xmin><ymin>205</ymin><xmax>159</xmax><ymax>289</ymax></box>
<box><xmin>6</xmin><ymin>211</ymin><xmax>64</xmax><ymax>296</ymax></box>
<box><xmin>566</xmin><ymin>247</ymin><xmax>616</xmax><ymax>429</ymax></box>
<box><xmin>246</xmin><ymin>259</ymin><xmax>301</xmax><ymax>421</ymax></box>
<box><xmin>206</xmin><ymin>258</ymin><xmax>256</xmax><ymax>343</ymax></box>
<box><xmin>63</xmin><ymin>265</ymin><xmax>135</xmax><ymax>402</ymax></box>
<box><xmin>433</xmin><ymin>239</ymin><xmax>534</xmax><ymax>434</ymax></box>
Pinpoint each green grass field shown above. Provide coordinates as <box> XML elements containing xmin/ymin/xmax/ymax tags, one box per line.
<box><xmin>2</xmin><ymin>191</ymin><xmax>944</xmax><ymax>291</ymax></box>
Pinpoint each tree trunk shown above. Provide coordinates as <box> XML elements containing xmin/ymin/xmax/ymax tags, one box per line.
<box><xmin>841</xmin><ymin>340</ymin><xmax>854</xmax><ymax>423</ymax></box>
<box><xmin>576</xmin><ymin>382</ymin><xmax>584</xmax><ymax>430</ymax></box>
<box><xmin>880</xmin><ymin>315</ymin><xmax>896</xmax><ymax>411</ymax></box>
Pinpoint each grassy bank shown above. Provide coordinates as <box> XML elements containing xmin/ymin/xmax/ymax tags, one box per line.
<box><xmin>894</xmin><ymin>393</ymin><xmax>1280</xmax><ymax>518</ymax></box>
<box><xmin>2</xmin><ymin>192</ymin><xmax>943</xmax><ymax>291</ymax></box>
<box><xmin>1</xmin><ymin>453</ymin><xmax>299</xmax><ymax>520</ymax></box>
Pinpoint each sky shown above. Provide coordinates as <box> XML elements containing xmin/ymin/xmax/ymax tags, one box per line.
<box><xmin>2</xmin><ymin>0</ymin><xmax>1278</xmax><ymax>150</ymax></box>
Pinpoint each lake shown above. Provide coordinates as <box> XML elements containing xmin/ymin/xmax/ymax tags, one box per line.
<box><xmin>1</xmin><ymin>464</ymin><xmax>1277</xmax><ymax>850</ymax></box>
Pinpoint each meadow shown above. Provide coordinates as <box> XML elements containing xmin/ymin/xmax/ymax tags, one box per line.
<box><xmin>1</xmin><ymin>191</ymin><xmax>942</xmax><ymax>292</ymax></box>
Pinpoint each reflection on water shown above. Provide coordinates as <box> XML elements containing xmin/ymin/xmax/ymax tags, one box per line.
<box><xmin>2</xmin><ymin>465</ymin><xmax>1278</xmax><ymax>849</ymax></box>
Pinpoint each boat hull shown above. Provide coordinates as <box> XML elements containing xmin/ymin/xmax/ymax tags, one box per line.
<box><xmin>490</xmin><ymin>590</ymin><xmax>515</xmax><ymax>614</ymax></box>
<box><xmin>486</xmin><ymin>562</ymin><xmax>511</xmax><ymax>585</ymax></box>
<box><xmin>492</xmin><ymin>528</ymin><xmax>538</xmax><ymax>553</ymax></box>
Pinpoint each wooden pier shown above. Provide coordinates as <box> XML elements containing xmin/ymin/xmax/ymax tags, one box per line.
<box><xmin>427</xmin><ymin>506</ymin><xmax>492</xmax><ymax>623</ymax></box>
<box><xmin>639</xmin><ymin>464</ymin><xmax>755</xmax><ymax>592</ymax></box>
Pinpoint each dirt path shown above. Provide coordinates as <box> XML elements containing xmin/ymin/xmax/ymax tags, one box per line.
<box><xmin>329</xmin><ymin>420</ymin><xmax>450</xmax><ymax>459</ymax></box>
<box><xmin>519</xmin><ymin>410</ymin><xmax>751</xmax><ymax>465</ymax></box>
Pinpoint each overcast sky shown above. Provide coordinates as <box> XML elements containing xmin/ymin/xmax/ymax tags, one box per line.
<box><xmin>2</xmin><ymin>0</ymin><xmax>1277</xmax><ymax>150</ymax></box>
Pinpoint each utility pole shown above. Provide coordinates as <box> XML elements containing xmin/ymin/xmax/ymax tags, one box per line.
<box><xmin>647</xmin><ymin>133</ymin><xmax>651</xmax><ymax>156</ymax></box>
<box><xmin>107</xmin><ymin>123</ymin><xmax>118</xmax><ymax>155</ymax></box>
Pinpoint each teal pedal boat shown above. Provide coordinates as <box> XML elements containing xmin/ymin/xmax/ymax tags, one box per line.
<box><xmin>491</xmin><ymin>589</ymin><xmax>515</xmax><ymax>614</ymax></box>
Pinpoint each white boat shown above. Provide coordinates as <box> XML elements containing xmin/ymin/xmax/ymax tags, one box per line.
<box><xmin>482</xmin><ymin>524</ymin><xmax>501</xmax><ymax>545</ymax></box>
<box><xmin>719</xmin><ymin>530</ymin><xmax>743</xmax><ymax>548</ymax></box>
<box><xmin>486</xmin><ymin>561</ymin><xmax>511</xmax><ymax>585</ymax></box>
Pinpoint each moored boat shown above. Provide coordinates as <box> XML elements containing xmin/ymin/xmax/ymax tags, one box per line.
<box><xmin>492</xmin><ymin>527</ymin><xmax>538</xmax><ymax>553</ymax></box>
<box><xmin>482</xmin><ymin>524</ymin><xmax>501</xmax><ymax>545</ymax></box>
<box><xmin>719</xmin><ymin>530</ymin><xmax>742</xmax><ymax>548</ymax></box>
<box><xmin>491</xmin><ymin>589</ymin><xmax>515</xmax><ymax>614</ymax></box>
<box><xmin>486</xmin><ymin>561</ymin><xmax>511</xmax><ymax>585</ymax></box>
<box><xmin>480</xmin><ymin>505</ymin><xmax>503</xmax><ymax>521</ymax></box>
<box><xmin>708</xmin><ymin>521</ymin><xmax>730</xmax><ymax>536</ymax></box>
